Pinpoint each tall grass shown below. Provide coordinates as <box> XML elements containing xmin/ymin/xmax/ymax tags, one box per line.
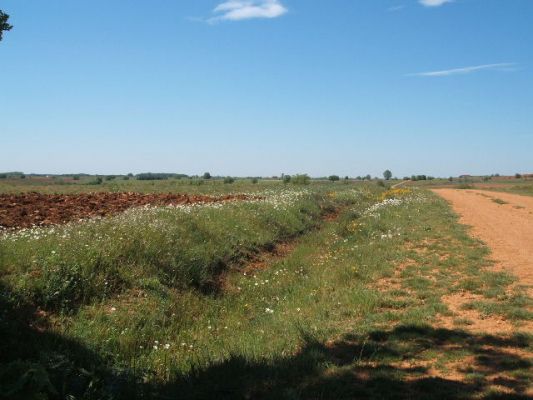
<box><xmin>1</xmin><ymin>190</ymin><xmax>330</xmax><ymax>312</ymax></box>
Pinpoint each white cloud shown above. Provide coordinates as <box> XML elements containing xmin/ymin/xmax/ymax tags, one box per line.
<box><xmin>419</xmin><ymin>0</ymin><xmax>453</xmax><ymax>7</ymax></box>
<box><xmin>408</xmin><ymin>63</ymin><xmax>517</xmax><ymax>77</ymax></box>
<box><xmin>209</xmin><ymin>0</ymin><xmax>288</xmax><ymax>23</ymax></box>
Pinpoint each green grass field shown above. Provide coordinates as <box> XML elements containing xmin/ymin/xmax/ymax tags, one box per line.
<box><xmin>402</xmin><ymin>176</ymin><xmax>533</xmax><ymax>197</ymax></box>
<box><xmin>1</xmin><ymin>181</ymin><xmax>531</xmax><ymax>399</ymax></box>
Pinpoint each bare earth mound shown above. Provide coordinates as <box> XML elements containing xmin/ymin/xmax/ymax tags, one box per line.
<box><xmin>433</xmin><ymin>189</ymin><xmax>533</xmax><ymax>288</ymax></box>
<box><xmin>0</xmin><ymin>192</ymin><xmax>259</xmax><ymax>230</ymax></box>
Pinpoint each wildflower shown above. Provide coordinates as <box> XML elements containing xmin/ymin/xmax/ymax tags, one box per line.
<box><xmin>265</xmin><ymin>308</ymin><xmax>274</xmax><ymax>314</ymax></box>
<box><xmin>164</xmin><ymin>343</ymin><xmax>170</xmax><ymax>350</ymax></box>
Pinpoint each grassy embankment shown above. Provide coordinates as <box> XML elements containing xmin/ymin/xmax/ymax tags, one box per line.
<box><xmin>1</xmin><ymin>185</ymin><xmax>531</xmax><ymax>399</ymax></box>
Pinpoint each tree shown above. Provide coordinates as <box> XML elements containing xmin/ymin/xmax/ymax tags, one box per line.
<box><xmin>0</xmin><ymin>11</ymin><xmax>12</xmax><ymax>41</ymax></box>
<box><xmin>328</xmin><ymin>175</ymin><xmax>340</xmax><ymax>182</ymax></box>
<box><xmin>202</xmin><ymin>172</ymin><xmax>211</xmax><ymax>180</ymax></box>
<box><xmin>383</xmin><ymin>170</ymin><xmax>392</xmax><ymax>181</ymax></box>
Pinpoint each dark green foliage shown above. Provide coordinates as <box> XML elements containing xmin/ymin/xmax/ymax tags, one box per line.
<box><xmin>105</xmin><ymin>175</ymin><xmax>116</xmax><ymax>181</ymax></box>
<box><xmin>328</xmin><ymin>175</ymin><xmax>340</xmax><ymax>182</ymax></box>
<box><xmin>0</xmin><ymin>10</ymin><xmax>12</xmax><ymax>41</ymax></box>
<box><xmin>515</xmin><ymin>173</ymin><xmax>522</xmax><ymax>179</ymax></box>
<box><xmin>383</xmin><ymin>170</ymin><xmax>392</xmax><ymax>180</ymax></box>
<box><xmin>223</xmin><ymin>176</ymin><xmax>235</xmax><ymax>184</ymax></box>
<box><xmin>251</xmin><ymin>178</ymin><xmax>258</xmax><ymax>184</ymax></box>
<box><xmin>203</xmin><ymin>172</ymin><xmax>211</xmax><ymax>180</ymax></box>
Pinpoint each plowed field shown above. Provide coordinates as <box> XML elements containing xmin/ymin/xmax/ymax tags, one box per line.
<box><xmin>0</xmin><ymin>192</ymin><xmax>258</xmax><ymax>229</ymax></box>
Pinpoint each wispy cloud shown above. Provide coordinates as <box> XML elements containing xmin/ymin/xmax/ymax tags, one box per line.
<box><xmin>208</xmin><ymin>0</ymin><xmax>288</xmax><ymax>23</ymax></box>
<box><xmin>408</xmin><ymin>63</ymin><xmax>518</xmax><ymax>77</ymax></box>
<box><xmin>419</xmin><ymin>0</ymin><xmax>453</xmax><ymax>7</ymax></box>
<box><xmin>387</xmin><ymin>5</ymin><xmax>406</xmax><ymax>12</ymax></box>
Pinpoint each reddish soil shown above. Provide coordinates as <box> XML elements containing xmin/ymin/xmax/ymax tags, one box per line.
<box><xmin>0</xmin><ymin>192</ymin><xmax>259</xmax><ymax>230</ymax></box>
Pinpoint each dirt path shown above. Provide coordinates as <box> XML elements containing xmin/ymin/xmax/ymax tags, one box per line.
<box><xmin>433</xmin><ymin>189</ymin><xmax>533</xmax><ymax>288</ymax></box>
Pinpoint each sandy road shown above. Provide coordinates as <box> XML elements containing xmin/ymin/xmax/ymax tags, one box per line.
<box><xmin>432</xmin><ymin>189</ymin><xmax>533</xmax><ymax>287</ymax></box>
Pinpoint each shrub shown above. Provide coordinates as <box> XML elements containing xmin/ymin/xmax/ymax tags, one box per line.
<box><xmin>87</xmin><ymin>177</ymin><xmax>103</xmax><ymax>185</ymax></box>
<box><xmin>72</xmin><ymin>175</ymin><xmax>80</xmax><ymax>181</ymax></box>
<box><xmin>0</xmin><ymin>174</ymin><xmax>6</xmax><ymax>179</ymax></box>
<box><xmin>291</xmin><ymin>174</ymin><xmax>310</xmax><ymax>185</ymax></box>
<box><xmin>251</xmin><ymin>178</ymin><xmax>258</xmax><ymax>184</ymax></box>
<box><xmin>515</xmin><ymin>173</ymin><xmax>522</xmax><ymax>179</ymax></box>
<box><xmin>123</xmin><ymin>176</ymin><xmax>130</xmax><ymax>180</ymax></box>
<box><xmin>105</xmin><ymin>175</ymin><xmax>115</xmax><ymax>181</ymax></box>
<box><xmin>20</xmin><ymin>174</ymin><xmax>26</xmax><ymax>179</ymax></box>
<box><xmin>203</xmin><ymin>172</ymin><xmax>211</xmax><ymax>180</ymax></box>
<box><xmin>328</xmin><ymin>175</ymin><xmax>340</xmax><ymax>182</ymax></box>
<box><xmin>282</xmin><ymin>175</ymin><xmax>291</xmax><ymax>184</ymax></box>
<box><xmin>223</xmin><ymin>177</ymin><xmax>235</xmax><ymax>184</ymax></box>
<box><xmin>376</xmin><ymin>180</ymin><xmax>385</xmax><ymax>187</ymax></box>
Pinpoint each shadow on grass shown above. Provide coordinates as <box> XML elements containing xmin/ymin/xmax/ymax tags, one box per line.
<box><xmin>153</xmin><ymin>325</ymin><xmax>531</xmax><ymax>400</ymax></box>
<box><xmin>1</xmin><ymin>281</ymin><xmax>531</xmax><ymax>400</ymax></box>
<box><xmin>0</xmin><ymin>282</ymin><xmax>135</xmax><ymax>400</ymax></box>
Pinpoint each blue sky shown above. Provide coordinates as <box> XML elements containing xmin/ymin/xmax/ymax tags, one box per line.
<box><xmin>1</xmin><ymin>0</ymin><xmax>532</xmax><ymax>177</ymax></box>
